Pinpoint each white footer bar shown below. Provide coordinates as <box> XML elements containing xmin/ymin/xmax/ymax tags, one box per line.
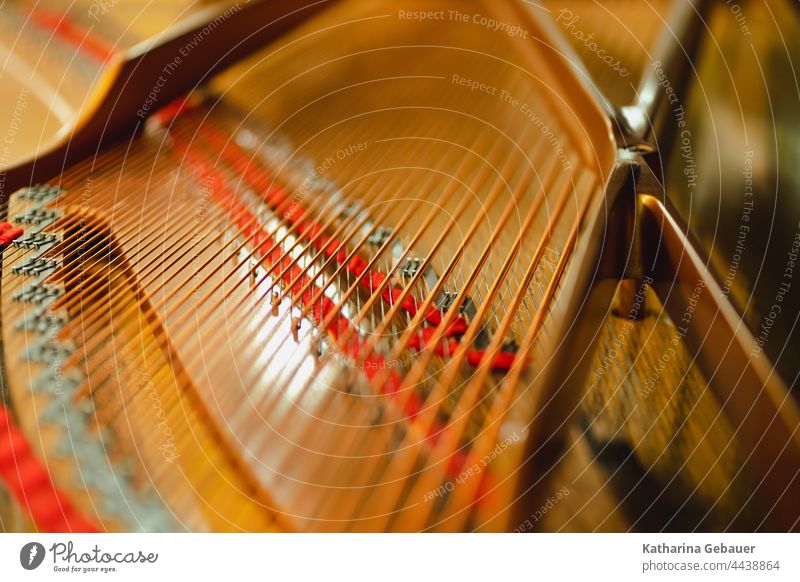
<box><xmin>0</xmin><ymin>533</ymin><xmax>797</xmax><ymax>580</ymax></box>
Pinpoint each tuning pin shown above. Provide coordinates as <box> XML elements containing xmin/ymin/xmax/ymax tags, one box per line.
<box><xmin>270</xmin><ymin>289</ymin><xmax>280</xmax><ymax>316</ymax></box>
<box><xmin>310</xmin><ymin>334</ymin><xmax>322</xmax><ymax>359</ymax></box>
<box><xmin>291</xmin><ymin>317</ymin><xmax>301</xmax><ymax>342</ymax></box>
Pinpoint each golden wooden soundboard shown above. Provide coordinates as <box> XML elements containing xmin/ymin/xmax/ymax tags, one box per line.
<box><xmin>0</xmin><ymin>0</ymin><xmax>798</xmax><ymax>532</ymax></box>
